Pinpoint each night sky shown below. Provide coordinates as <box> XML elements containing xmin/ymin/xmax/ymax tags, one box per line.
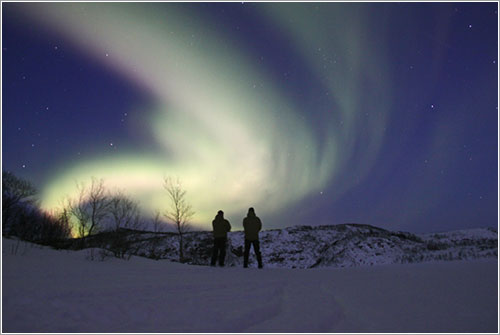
<box><xmin>2</xmin><ymin>2</ymin><xmax>498</xmax><ymax>233</ymax></box>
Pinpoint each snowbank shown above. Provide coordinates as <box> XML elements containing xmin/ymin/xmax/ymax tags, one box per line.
<box><xmin>2</xmin><ymin>238</ymin><xmax>498</xmax><ymax>332</ymax></box>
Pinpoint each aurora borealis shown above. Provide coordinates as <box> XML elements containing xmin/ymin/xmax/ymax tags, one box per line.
<box><xmin>2</xmin><ymin>2</ymin><xmax>498</xmax><ymax>232</ymax></box>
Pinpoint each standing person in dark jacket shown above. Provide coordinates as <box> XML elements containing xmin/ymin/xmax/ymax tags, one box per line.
<box><xmin>211</xmin><ymin>210</ymin><xmax>231</xmax><ymax>267</ymax></box>
<box><xmin>243</xmin><ymin>207</ymin><xmax>263</xmax><ymax>268</ymax></box>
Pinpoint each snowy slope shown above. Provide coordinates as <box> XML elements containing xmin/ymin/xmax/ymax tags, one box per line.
<box><xmin>2</xmin><ymin>238</ymin><xmax>498</xmax><ymax>333</ymax></box>
<box><xmin>64</xmin><ymin>224</ymin><xmax>498</xmax><ymax>268</ymax></box>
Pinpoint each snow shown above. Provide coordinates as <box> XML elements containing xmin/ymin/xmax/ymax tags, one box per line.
<box><xmin>93</xmin><ymin>225</ymin><xmax>496</xmax><ymax>269</ymax></box>
<box><xmin>2</xmin><ymin>237</ymin><xmax>498</xmax><ymax>333</ymax></box>
<box><xmin>419</xmin><ymin>227</ymin><xmax>498</xmax><ymax>241</ymax></box>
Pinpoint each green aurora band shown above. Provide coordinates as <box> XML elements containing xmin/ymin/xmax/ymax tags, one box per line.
<box><xmin>16</xmin><ymin>3</ymin><xmax>390</xmax><ymax>229</ymax></box>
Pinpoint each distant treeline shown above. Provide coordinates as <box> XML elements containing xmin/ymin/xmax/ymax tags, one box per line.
<box><xmin>2</xmin><ymin>171</ymin><xmax>192</xmax><ymax>261</ymax></box>
<box><xmin>2</xmin><ymin>171</ymin><xmax>171</xmax><ymax>245</ymax></box>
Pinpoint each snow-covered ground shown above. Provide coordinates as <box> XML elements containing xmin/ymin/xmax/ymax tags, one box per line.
<box><xmin>2</xmin><ymin>238</ymin><xmax>498</xmax><ymax>333</ymax></box>
<box><xmin>68</xmin><ymin>224</ymin><xmax>497</xmax><ymax>269</ymax></box>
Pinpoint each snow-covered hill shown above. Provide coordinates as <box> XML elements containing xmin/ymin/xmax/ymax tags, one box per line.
<box><xmin>2</xmin><ymin>237</ymin><xmax>498</xmax><ymax>333</ymax></box>
<box><xmin>67</xmin><ymin>223</ymin><xmax>498</xmax><ymax>268</ymax></box>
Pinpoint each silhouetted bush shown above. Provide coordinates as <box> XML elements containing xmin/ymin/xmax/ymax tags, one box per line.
<box><xmin>426</xmin><ymin>241</ymin><xmax>448</xmax><ymax>251</ymax></box>
<box><xmin>106</xmin><ymin>229</ymin><xmax>139</xmax><ymax>260</ymax></box>
<box><xmin>2</xmin><ymin>171</ymin><xmax>71</xmax><ymax>245</ymax></box>
<box><xmin>2</xmin><ymin>170</ymin><xmax>37</xmax><ymax>237</ymax></box>
<box><xmin>7</xmin><ymin>207</ymin><xmax>72</xmax><ymax>246</ymax></box>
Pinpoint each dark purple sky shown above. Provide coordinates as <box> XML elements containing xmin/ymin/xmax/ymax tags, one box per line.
<box><xmin>2</xmin><ymin>2</ymin><xmax>498</xmax><ymax>233</ymax></box>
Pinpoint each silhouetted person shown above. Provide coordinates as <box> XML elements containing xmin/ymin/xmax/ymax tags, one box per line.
<box><xmin>211</xmin><ymin>210</ymin><xmax>231</xmax><ymax>267</ymax></box>
<box><xmin>243</xmin><ymin>207</ymin><xmax>263</xmax><ymax>268</ymax></box>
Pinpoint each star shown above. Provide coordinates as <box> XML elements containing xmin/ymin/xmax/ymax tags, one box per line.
<box><xmin>6</xmin><ymin>1</ymin><xmax>497</xmax><ymax>233</ymax></box>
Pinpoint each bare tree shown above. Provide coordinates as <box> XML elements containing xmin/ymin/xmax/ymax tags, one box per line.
<box><xmin>37</xmin><ymin>209</ymin><xmax>72</xmax><ymax>245</ymax></box>
<box><xmin>163</xmin><ymin>177</ymin><xmax>194</xmax><ymax>262</ymax></box>
<box><xmin>55</xmin><ymin>207</ymin><xmax>73</xmax><ymax>239</ymax></box>
<box><xmin>70</xmin><ymin>177</ymin><xmax>110</xmax><ymax>238</ymax></box>
<box><xmin>103</xmin><ymin>192</ymin><xmax>142</xmax><ymax>259</ymax></box>
<box><xmin>152</xmin><ymin>210</ymin><xmax>163</xmax><ymax>233</ymax></box>
<box><xmin>109</xmin><ymin>192</ymin><xmax>141</xmax><ymax>231</ymax></box>
<box><xmin>146</xmin><ymin>210</ymin><xmax>164</xmax><ymax>260</ymax></box>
